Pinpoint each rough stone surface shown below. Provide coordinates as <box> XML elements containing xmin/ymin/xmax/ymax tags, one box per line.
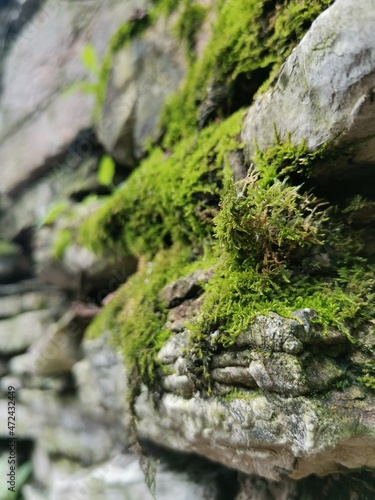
<box><xmin>48</xmin><ymin>454</ymin><xmax>220</xmax><ymax>500</ymax></box>
<box><xmin>211</xmin><ymin>366</ymin><xmax>256</xmax><ymax>388</ymax></box>
<box><xmin>136</xmin><ymin>387</ymin><xmax>375</xmax><ymax>481</ymax></box>
<box><xmin>9</xmin><ymin>311</ymin><xmax>86</xmax><ymax>376</ymax></box>
<box><xmin>242</xmin><ymin>0</ymin><xmax>375</xmax><ymax>188</ymax></box>
<box><xmin>0</xmin><ymin>0</ymin><xmax>148</xmax><ymax>195</ymax></box>
<box><xmin>236</xmin><ymin>313</ymin><xmax>305</xmax><ymax>354</ymax></box>
<box><xmin>160</xmin><ymin>269</ymin><xmax>213</xmax><ymax>308</ymax></box>
<box><xmin>98</xmin><ymin>15</ymin><xmax>186</xmax><ymax>164</ymax></box>
<box><xmin>0</xmin><ymin>310</ymin><xmax>52</xmax><ymax>355</ymax></box>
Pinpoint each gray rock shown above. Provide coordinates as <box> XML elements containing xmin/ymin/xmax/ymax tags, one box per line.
<box><xmin>49</xmin><ymin>453</ymin><xmax>219</xmax><ymax>500</ymax></box>
<box><xmin>163</xmin><ymin>373</ymin><xmax>195</xmax><ymax>399</ymax></box>
<box><xmin>0</xmin><ymin>289</ymin><xmax>65</xmax><ymax>319</ymax></box>
<box><xmin>157</xmin><ymin>330</ymin><xmax>190</xmax><ymax>365</ymax></box>
<box><xmin>242</xmin><ymin>0</ymin><xmax>375</xmax><ymax>186</ymax></box>
<box><xmin>98</xmin><ymin>15</ymin><xmax>186</xmax><ymax>164</ymax></box>
<box><xmin>212</xmin><ymin>350</ymin><xmax>253</xmax><ymax>368</ymax></box>
<box><xmin>9</xmin><ymin>311</ymin><xmax>84</xmax><ymax>376</ymax></box>
<box><xmin>160</xmin><ymin>269</ymin><xmax>212</xmax><ymax>308</ymax></box>
<box><xmin>236</xmin><ymin>313</ymin><xmax>305</xmax><ymax>354</ymax></box>
<box><xmin>135</xmin><ymin>387</ymin><xmax>375</xmax><ymax>481</ymax></box>
<box><xmin>249</xmin><ymin>353</ymin><xmax>310</xmax><ymax>396</ymax></box>
<box><xmin>0</xmin><ymin>0</ymin><xmax>148</xmax><ymax>195</ymax></box>
<box><xmin>0</xmin><ymin>309</ymin><xmax>51</xmax><ymax>355</ymax></box>
<box><xmin>0</xmin><ymin>154</ymin><xmax>100</xmax><ymax>241</ymax></box>
<box><xmin>211</xmin><ymin>367</ymin><xmax>256</xmax><ymax>388</ymax></box>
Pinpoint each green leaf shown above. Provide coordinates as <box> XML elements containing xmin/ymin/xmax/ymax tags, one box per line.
<box><xmin>15</xmin><ymin>462</ymin><xmax>32</xmax><ymax>497</ymax></box>
<box><xmin>82</xmin><ymin>44</ymin><xmax>99</xmax><ymax>75</ymax></box>
<box><xmin>97</xmin><ymin>155</ymin><xmax>116</xmax><ymax>187</ymax></box>
<box><xmin>39</xmin><ymin>201</ymin><xmax>70</xmax><ymax>227</ymax></box>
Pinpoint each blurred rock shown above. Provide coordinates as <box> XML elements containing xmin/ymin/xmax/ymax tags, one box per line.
<box><xmin>242</xmin><ymin>0</ymin><xmax>375</xmax><ymax>192</ymax></box>
<box><xmin>98</xmin><ymin>14</ymin><xmax>186</xmax><ymax>164</ymax></box>
<box><xmin>0</xmin><ymin>0</ymin><xmax>148</xmax><ymax>196</ymax></box>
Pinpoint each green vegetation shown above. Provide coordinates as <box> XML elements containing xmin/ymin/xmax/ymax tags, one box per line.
<box><xmin>76</xmin><ymin>0</ymin><xmax>375</xmax><ymax>397</ymax></box>
<box><xmin>52</xmin><ymin>228</ymin><xmax>73</xmax><ymax>260</ymax></box>
<box><xmin>79</xmin><ymin>111</ymin><xmax>244</xmax><ymax>258</ymax></box>
<box><xmin>160</xmin><ymin>0</ymin><xmax>334</xmax><ymax>147</ymax></box>
<box><xmin>173</xmin><ymin>1</ymin><xmax>207</xmax><ymax>60</ymax></box>
<box><xmin>87</xmin><ymin>245</ymin><xmax>211</xmax><ymax>385</ymax></box>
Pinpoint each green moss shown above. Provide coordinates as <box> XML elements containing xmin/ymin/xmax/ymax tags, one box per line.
<box><xmin>160</xmin><ymin>0</ymin><xmax>334</xmax><ymax>147</ymax></box>
<box><xmin>358</xmin><ymin>360</ymin><xmax>375</xmax><ymax>391</ymax></box>
<box><xmin>173</xmin><ymin>1</ymin><xmax>207</xmax><ymax>61</ymax></box>
<box><xmin>87</xmin><ymin>244</ymin><xmax>211</xmax><ymax>385</ymax></box>
<box><xmin>188</xmin><ymin>144</ymin><xmax>375</xmax><ymax>354</ymax></box>
<box><xmin>215</xmin><ymin>175</ymin><xmax>327</xmax><ymax>269</ymax></box>
<box><xmin>52</xmin><ymin>228</ymin><xmax>73</xmax><ymax>260</ymax></box>
<box><xmin>79</xmin><ymin>111</ymin><xmax>244</xmax><ymax>258</ymax></box>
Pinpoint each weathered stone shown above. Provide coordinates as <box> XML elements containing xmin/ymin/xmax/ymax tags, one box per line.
<box><xmin>136</xmin><ymin>387</ymin><xmax>375</xmax><ymax>481</ymax></box>
<box><xmin>49</xmin><ymin>453</ymin><xmax>221</xmax><ymax>500</ymax></box>
<box><xmin>0</xmin><ymin>310</ymin><xmax>51</xmax><ymax>355</ymax></box>
<box><xmin>9</xmin><ymin>311</ymin><xmax>85</xmax><ymax>376</ymax></box>
<box><xmin>247</xmin><ymin>352</ymin><xmax>343</xmax><ymax>396</ymax></box>
<box><xmin>165</xmin><ymin>298</ymin><xmax>202</xmax><ymax>332</ymax></box>
<box><xmin>157</xmin><ymin>331</ymin><xmax>190</xmax><ymax>365</ymax></box>
<box><xmin>211</xmin><ymin>367</ymin><xmax>256</xmax><ymax>388</ymax></box>
<box><xmin>211</xmin><ymin>350</ymin><xmax>253</xmax><ymax>368</ymax></box>
<box><xmin>236</xmin><ymin>313</ymin><xmax>305</xmax><ymax>354</ymax></box>
<box><xmin>0</xmin><ymin>289</ymin><xmax>65</xmax><ymax>319</ymax></box>
<box><xmin>160</xmin><ymin>269</ymin><xmax>213</xmax><ymax>308</ymax></box>
<box><xmin>242</xmin><ymin>0</ymin><xmax>375</xmax><ymax>190</ymax></box>
<box><xmin>249</xmin><ymin>353</ymin><xmax>310</xmax><ymax>396</ymax></box>
<box><xmin>0</xmin><ymin>0</ymin><xmax>148</xmax><ymax>195</ymax></box>
<box><xmin>73</xmin><ymin>332</ymin><xmax>128</xmax><ymax>416</ymax></box>
<box><xmin>292</xmin><ymin>309</ymin><xmax>348</xmax><ymax>346</ymax></box>
<box><xmin>0</xmin><ymin>154</ymin><xmax>101</xmax><ymax>241</ymax></box>
<box><xmin>98</xmin><ymin>15</ymin><xmax>186</xmax><ymax>164</ymax></box>
<box><xmin>163</xmin><ymin>374</ymin><xmax>195</xmax><ymax>399</ymax></box>
<box><xmin>304</xmin><ymin>355</ymin><xmax>344</xmax><ymax>391</ymax></box>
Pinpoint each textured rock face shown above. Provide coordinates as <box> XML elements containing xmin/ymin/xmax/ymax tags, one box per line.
<box><xmin>135</xmin><ymin>286</ymin><xmax>375</xmax><ymax>480</ymax></box>
<box><xmin>98</xmin><ymin>16</ymin><xmax>186</xmax><ymax>164</ymax></box>
<box><xmin>1</xmin><ymin>0</ymin><xmax>375</xmax><ymax>497</ymax></box>
<box><xmin>242</xmin><ymin>0</ymin><xmax>375</xmax><ymax>184</ymax></box>
<box><xmin>0</xmin><ymin>0</ymin><xmax>147</xmax><ymax>196</ymax></box>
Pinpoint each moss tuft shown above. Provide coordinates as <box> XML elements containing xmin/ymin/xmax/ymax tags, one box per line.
<box><xmin>79</xmin><ymin>111</ymin><xmax>244</xmax><ymax>258</ymax></box>
<box><xmin>173</xmin><ymin>1</ymin><xmax>207</xmax><ymax>61</ymax></box>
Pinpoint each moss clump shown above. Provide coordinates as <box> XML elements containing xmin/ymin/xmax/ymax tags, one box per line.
<box><xmin>173</xmin><ymin>1</ymin><xmax>207</xmax><ymax>60</ymax></box>
<box><xmin>87</xmin><ymin>244</ymin><xmax>210</xmax><ymax>385</ymax></box>
<box><xmin>190</xmin><ymin>143</ymin><xmax>375</xmax><ymax>353</ymax></box>
<box><xmin>215</xmin><ymin>174</ymin><xmax>327</xmax><ymax>269</ymax></box>
<box><xmin>79</xmin><ymin>111</ymin><xmax>244</xmax><ymax>258</ymax></box>
<box><xmin>160</xmin><ymin>0</ymin><xmax>334</xmax><ymax>147</ymax></box>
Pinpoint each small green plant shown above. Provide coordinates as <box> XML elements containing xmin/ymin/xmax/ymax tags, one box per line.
<box><xmin>66</xmin><ymin>44</ymin><xmax>101</xmax><ymax>101</ymax></box>
<box><xmin>97</xmin><ymin>155</ymin><xmax>116</xmax><ymax>188</ymax></box>
<box><xmin>52</xmin><ymin>228</ymin><xmax>73</xmax><ymax>260</ymax></box>
<box><xmin>38</xmin><ymin>201</ymin><xmax>70</xmax><ymax>227</ymax></box>
<box><xmin>215</xmin><ymin>173</ymin><xmax>328</xmax><ymax>269</ymax></box>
